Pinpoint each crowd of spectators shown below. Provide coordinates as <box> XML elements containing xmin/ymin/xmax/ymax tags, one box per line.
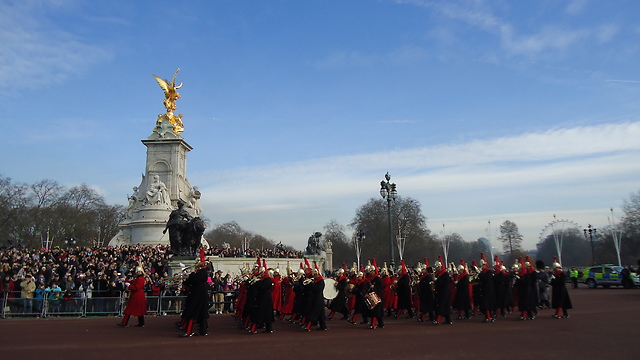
<box><xmin>205</xmin><ymin>244</ymin><xmax>304</xmax><ymax>259</ymax></box>
<box><xmin>0</xmin><ymin>243</ymin><xmax>302</xmax><ymax>318</ymax></box>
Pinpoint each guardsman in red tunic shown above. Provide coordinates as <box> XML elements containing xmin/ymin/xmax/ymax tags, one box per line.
<box><xmin>271</xmin><ymin>267</ymin><xmax>283</xmax><ymax>316</ymax></box>
<box><xmin>279</xmin><ymin>264</ymin><xmax>295</xmax><ymax>320</ymax></box>
<box><xmin>377</xmin><ymin>263</ymin><xmax>391</xmax><ymax>317</ymax></box>
<box><xmin>117</xmin><ymin>266</ymin><xmax>147</xmax><ymax>327</ymax></box>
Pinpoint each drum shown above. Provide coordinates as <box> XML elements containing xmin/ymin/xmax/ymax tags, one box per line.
<box><xmin>344</xmin><ymin>283</ymin><xmax>356</xmax><ymax>298</ymax></box>
<box><xmin>323</xmin><ymin>278</ymin><xmax>339</xmax><ymax>299</ymax></box>
<box><xmin>364</xmin><ymin>292</ymin><xmax>381</xmax><ymax>309</ymax></box>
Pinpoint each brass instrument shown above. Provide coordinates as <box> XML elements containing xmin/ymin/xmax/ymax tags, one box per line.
<box><xmin>166</xmin><ymin>263</ymin><xmax>198</xmax><ymax>287</ymax></box>
<box><xmin>449</xmin><ymin>262</ymin><xmax>459</xmax><ymax>276</ymax></box>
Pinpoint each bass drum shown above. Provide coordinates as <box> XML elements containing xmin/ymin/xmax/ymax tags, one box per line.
<box><xmin>323</xmin><ymin>278</ymin><xmax>339</xmax><ymax>299</ymax></box>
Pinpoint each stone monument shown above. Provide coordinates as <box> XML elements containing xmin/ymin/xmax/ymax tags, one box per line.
<box><xmin>109</xmin><ymin>69</ymin><xmax>206</xmax><ymax>254</ymax></box>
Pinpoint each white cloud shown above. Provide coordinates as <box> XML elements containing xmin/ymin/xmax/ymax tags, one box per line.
<box><xmin>501</xmin><ymin>25</ymin><xmax>590</xmax><ymax>56</ymax></box>
<box><xmin>0</xmin><ymin>1</ymin><xmax>112</xmax><ymax>93</ymax></box>
<box><xmin>565</xmin><ymin>0</ymin><xmax>588</xmax><ymax>15</ymax></box>
<box><xmin>196</xmin><ymin>122</ymin><xmax>640</xmax><ymax>249</ymax></box>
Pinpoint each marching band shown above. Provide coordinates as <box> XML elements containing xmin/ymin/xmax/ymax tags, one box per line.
<box><xmin>167</xmin><ymin>252</ymin><xmax>572</xmax><ymax>337</ymax></box>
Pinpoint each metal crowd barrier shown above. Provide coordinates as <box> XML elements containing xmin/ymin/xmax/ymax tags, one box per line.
<box><xmin>2</xmin><ymin>290</ymin><xmax>237</xmax><ymax>319</ymax></box>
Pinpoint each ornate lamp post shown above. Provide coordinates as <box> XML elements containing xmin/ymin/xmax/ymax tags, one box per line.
<box><xmin>355</xmin><ymin>230</ymin><xmax>366</xmax><ymax>270</ymax></box>
<box><xmin>583</xmin><ymin>224</ymin><xmax>597</xmax><ymax>265</ymax></box>
<box><xmin>380</xmin><ymin>172</ymin><xmax>398</xmax><ymax>268</ymax></box>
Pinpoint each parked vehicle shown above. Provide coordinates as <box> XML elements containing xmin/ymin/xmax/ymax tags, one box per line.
<box><xmin>582</xmin><ymin>265</ymin><xmax>640</xmax><ymax>289</ymax></box>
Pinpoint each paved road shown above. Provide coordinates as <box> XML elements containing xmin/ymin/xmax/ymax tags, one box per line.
<box><xmin>1</xmin><ymin>287</ymin><xmax>638</xmax><ymax>360</ymax></box>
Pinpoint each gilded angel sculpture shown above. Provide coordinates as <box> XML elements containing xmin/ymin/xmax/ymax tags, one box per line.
<box><xmin>152</xmin><ymin>68</ymin><xmax>184</xmax><ymax>134</ymax></box>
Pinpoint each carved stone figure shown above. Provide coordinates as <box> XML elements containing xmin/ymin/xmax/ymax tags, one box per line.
<box><xmin>144</xmin><ymin>175</ymin><xmax>169</xmax><ymax>206</ymax></box>
<box><xmin>126</xmin><ymin>186</ymin><xmax>139</xmax><ymax>219</ymax></box>
<box><xmin>188</xmin><ymin>186</ymin><xmax>202</xmax><ymax>216</ymax></box>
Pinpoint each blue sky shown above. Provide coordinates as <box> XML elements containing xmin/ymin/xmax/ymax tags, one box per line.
<box><xmin>2</xmin><ymin>0</ymin><xmax>640</xmax><ymax>251</ymax></box>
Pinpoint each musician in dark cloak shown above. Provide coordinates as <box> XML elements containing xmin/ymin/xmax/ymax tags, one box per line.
<box><xmin>417</xmin><ymin>263</ymin><xmax>435</xmax><ymax>323</ymax></box>
<box><xmin>349</xmin><ymin>270</ymin><xmax>369</xmax><ymax>325</ymax></box>
<box><xmin>241</xmin><ymin>277</ymin><xmax>257</xmax><ymax>329</ymax></box>
<box><xmin>289</xmin><ymin>267</ymin><xmax>306</xmax><ymax>324</ymax></box>
<box><xmin>365</xmin><ymin>259</ymin><xmax>384</xmax><ymax>329</ymax></box>
<box><xmin>515</xmin><ymin>257</ymin><xmax>536</xmax><ymax>320</ymax></box>
<box><xmin>327</xmin><ymin>265</ymin><xmax>349</xmax><ymax>320</ymax></box>
<box><xmin>453</xmin><ymin>259</ymin><xmax>471</xmax><ymax>320</ymax></box>
<box><xmin>395</xmin><ymin>259</ymin><xmax>415</xmax><ymax>319</ymax></box>
<box><xmin>493</xmin><ymin>261</ymin><xmax>511</xmax><ymax>317</ymax></box>
<box><xmin>478</xmin><ymin>253</ymin><xmax>497</xmax><ymax>323</ymax></box>
<box><xmin>527</xmin><ymin>257</ymin><xmax>539</xmax><ymax>317</ymax></box>
<box><xmin>249</xmin><ymin>261</ymin><xmax>275</xmax><ymax>334</ymax></box>
<box><xmin>303</xmin><ymin>266</ymin><xmax>327</xmax><ymax>331</ymax></box>
<box><xmin>433</xmin><ymin>256</ymin><xmax>453</xmax><ymax>325</ymax></box>
<box><xmin>550</xmin><ymin>257</ymin><xmax>572</xmax><ymax>319</ymax></box>
<box><xmin>179</xmin><ymin>260</ymin><xmax>211</xmax><ymax>337</ymax></box>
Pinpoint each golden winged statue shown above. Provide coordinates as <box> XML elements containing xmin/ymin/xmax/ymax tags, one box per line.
<box><xmin>153</xmin><ymin>68</ymin><xmax>184</xmax><ymax>134</ymax></box>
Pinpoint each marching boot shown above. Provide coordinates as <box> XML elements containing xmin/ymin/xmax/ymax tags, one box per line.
<box><xmin>179</xmin><ymin>319</ymin><xmax>194</xmax><ymax>337</ymax></box>
<box><xmin>118</xmin><ymin>314</ymin><xmax>131</xmax><ymax>327</ymax></box>
<box><xmin>369</xmin><ymin>318</ymin><xmax>378</xmax><ymax>329</ymax></box>
<box><xmin>249</xmin><ymin>323</ymin><xmax>258</xmax><ymax>334</ymax></box>
<box><xmin>519</xmin><ymin>311</ymin><xmax>528</xmax><ymax>320</ymax></box>
<box><xmin>328</xmin><ymin>311</ymin><xmax>335</xmax><ymax>320</ymax></box>
<box><xmin>304</xmin><ymin>321</ymin><xmax>312</xmax><ymax>332</ymax></box>
<box><xmin>349</xmin><ymin>314</ymin><xmax>358</xmax><ymax>324</ymax></box>
<box><xmin>434</xmin><ymin>315</ymin><xmax>441</xmax><ymax>325</ymax></box>
<box><xmin>135</xmin><ymin>316</ymin><xmax>145</xmax><ymax>327</ymax></box>
<box><xmin>394</xmin><ymin>309</ymin><xmax>403</xmax><ymax>319</ymax></box>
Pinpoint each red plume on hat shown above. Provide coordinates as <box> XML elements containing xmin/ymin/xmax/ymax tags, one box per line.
<box><xmin>342</xmin><ymin>262</ymin><xmax>347</xmax><ymax>273</ymax></box>
<box><xmin>372</xmin><ymin>258</ymin><xmax>379</xmax><ymax>277</ymax></box>
<box><xmin>459</xmin><ymin>258</ymin><xmax>467</xmax><ymax>276</ymax></box>
<box><xmin>424</xmin><ymin>257</ymin><xmax>429</xmax><ymax>268</ymax></box>
<box><xmin>519</xmin><ymin>256</ymin><xmax>527</xmax><ymax>276</ymax></box>
<box><xmin>480</xmin><ymin>252</ymin><xmax>489</xmax><ymax>269</ymax></box>
<box><xmin>314</xmin><ymin>261</ymin><xmax>323</xmax><ymax>281</ymax></box>
<box><xmin>437</xmin><ymin>255</ymin><xmax>446</xmax><ymax>275</ymax></box>
<box><xmin>199</xmin><ymin>248</ymin><xmax>206</xmax><ymax>263</ymax></box>
<box><xmin>400</xmin><ymin>259</ymin><xmax>408</xmax><ymax>276</ymax></box>
<box><xmin>262</xmin><ymin>259</ymin><xmax>270</xmax><ymax>279</ymax></box>
<box><xmin>304</xmin><ymin>257</ymin><xmax>312</xmax><ymax>275</ymax></box>
<box><xmin>494</xmin><ymin>255</ymin><xmax>501</xmax><ymax>272</ymax></box>
<box><xmin>525</xmin><ymin>255</ymin><xmax>534</xmax><ymax>273</ymax></box>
